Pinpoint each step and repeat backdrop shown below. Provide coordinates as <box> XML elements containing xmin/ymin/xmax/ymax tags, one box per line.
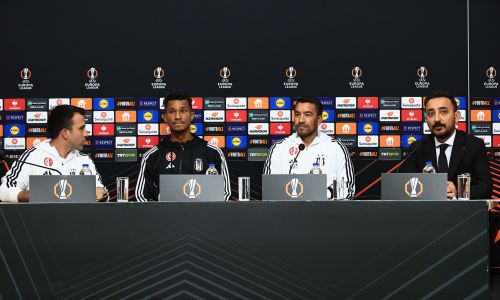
<box><xmin>0</xmin><ymin>0</ymin><xmax>498</xmax><ymax>199</ymax></box>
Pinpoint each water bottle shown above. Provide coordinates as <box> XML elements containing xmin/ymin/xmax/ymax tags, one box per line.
<box><xmin>422</xmin><ymin>161</ymin><xmax>436</xmax><ymax>173</ymax></box>
<box><xmin>79</xmin><ymin>163</ymin><xmax>92</xmax><ymax>175</ymax></box>
<box><xmin>206</xmin><ymin>163</ymin><xmax>218</xmax><ymax>175</ymax></box>
<box><xmin>309</xmin><ymin>162</ymin><xmax>322</xmax><ymax>174</ymax></box>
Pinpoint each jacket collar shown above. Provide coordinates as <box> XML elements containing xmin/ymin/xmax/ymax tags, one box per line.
<box><xmin>161</xmin><ymin>134</ymin><xmax>202</xmax><ymax>149</ymax></box>
<box><xmin>291</xmin><ymin>131</ymin><xmax>329</xmax><ymax>147</ymax></box>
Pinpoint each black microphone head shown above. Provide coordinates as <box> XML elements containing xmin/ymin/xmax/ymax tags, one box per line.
<box><xmin>299</xmin><ymin>144</ymin><xmax>305</xmax><ymax>151</ymax></box>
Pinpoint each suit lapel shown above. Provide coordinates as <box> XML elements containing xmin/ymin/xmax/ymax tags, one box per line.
<box><xmin>448</xmin><ymin>130</ymin><xmax>465</xmax><ymax>179</ymax></box>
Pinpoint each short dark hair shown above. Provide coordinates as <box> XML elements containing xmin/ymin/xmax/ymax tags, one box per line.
<box><xmin>293</xmin><ymin>97</ymin><xmax>323</xmax><ymax>116</ymax></box>
<box><xmin>48</xmin><ymin>105</ymin><xmax>85</xmax><ymax>138</ymax></box>
<box><xmin>424</xmin><ymin>90</ymin><xmax>457</xmax><ymax>112</ymax></box>
<box><xmin>163</xmin><ymin>90</ymin><xmax>192</xmax><ymax>111</ymax></box>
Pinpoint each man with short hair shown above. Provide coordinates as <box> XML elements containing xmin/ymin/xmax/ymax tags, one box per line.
<box><xmin>136</xmin><ymin>91</ymin><xmax>231</xmax><ymax>201</ymax></box>
<box><xmin>0</xmin><ymin>105</ymin><xmax>108</xmax><ymax>202</ymax></box>
<box><xmin>399</xmin><ymin>91</ymin><xmax>492</xmax><ymax>199</ymax></box>
<box><xmin>264</xmin><ymin>97</ymin><xmax>355</xmax><ymax>199</ymax></box>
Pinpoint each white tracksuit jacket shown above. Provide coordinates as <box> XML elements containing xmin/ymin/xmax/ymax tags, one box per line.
<box><xmin>263</xmin><ymin>132</ymin><xmax>355</xmax><ymax>199</ymax></box>
<box><xmin>0</xmin><ymin>139</ymin><xmax>106</xmax><ymax>202</ymax></box>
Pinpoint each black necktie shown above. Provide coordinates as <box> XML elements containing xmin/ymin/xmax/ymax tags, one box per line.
<box><xmin>438</xmin><ymin>144</ymin><xmax>449</xmax><ymax>173</ymax></box>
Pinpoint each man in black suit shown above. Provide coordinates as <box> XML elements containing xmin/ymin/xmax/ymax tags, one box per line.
<box><xmin>399</xmin><ymin>91</ymin><xmax>492</xmax><ymax>199</ymax></box>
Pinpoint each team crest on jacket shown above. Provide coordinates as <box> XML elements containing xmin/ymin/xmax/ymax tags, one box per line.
<box><xmin>166</xmin><ymin>152</ymin><xmax>176</xmax><ymax>161</ymax></box>
<box><xmin>44</xmin><ymin>157</ymin><xmax>53</xmax><ymax>167</ymax></box>
<box><xmin>194</xmin><ymin>158</ymin><xmax>203</xmax><ymax>172</ymax></box>
<box><xmin>289</xmin><ymin>147</ymin><xmax>298</xmax><ymax>155</ymax></box>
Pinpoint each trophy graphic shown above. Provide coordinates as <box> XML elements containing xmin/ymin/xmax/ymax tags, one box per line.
<box><xmin>53</xmin><ymin>179</ymin><xmax>72</xmax><ymax>200</ymax></box>
<box><xmin>286</xmin><ymin>67</ymin><xmax>296</xmax><ymax>79</ymax></box>
<box><xmin>220</xmin><ymin>67</ymin><xmax>230</xmax><ymax>79</ymax></box>
<box><xmin>22</xmin><ymin>68</ymin><xmax>30</xmax><ymax>80</ymax></box>
<box><xmin>488</xmin><ymin>67</ymin><xmax>496</xmax><ymax>79</ymax></box>
<box><xmin>419</xmin><ymin>66</ymin><xmax>426</xmax><ymax>79</ymax></box>
<box><xmin>409</xmin><ymin>177</ymin><xmax>418</xmax><ymax>197</ymax></box>
<box><xmin>353</xmin><ymin>66</ymin><xmax>361</xmax><ymax>79</ymax></box>
<box><xmin>290</xmin><ymin>178</ymin><xmax>299</xmax><ymax>198</ymax></box>
<box><xmin>188</xmin><ymin>179</ymin><xmax>196</xmax><ymax>199</ymax></box>
<box><xmin>154</xmin><ymin>67</ymin><xmax>164</xmax><ymax>79</ymax></box>
<box><xmin>404</xmin><ymin>177</ymin><xmax>423</xmax><ymax>197</ymax></box>
<box><xmin>88</xmin><ymin>67</ymin><xmax>97</xmax><ymax>80</ymax></box>
<box><xmin>285</xmin><ymin>178</ymin><xmax>303</xmax><ymax>198</ymax></box>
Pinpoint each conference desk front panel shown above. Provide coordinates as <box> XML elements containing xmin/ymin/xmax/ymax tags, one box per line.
<box><xmin>0</xmin><ymin>201</ymin><xmax>488</xmax><ymax>299</ymax></box>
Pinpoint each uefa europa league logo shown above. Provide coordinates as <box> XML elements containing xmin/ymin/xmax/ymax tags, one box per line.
<box><xmin>285</xmin><ymin>178</ymin><xmax>304</xmax><ymax>198</ymax></box>
<box><xmin>153</xmin><ymin>67</ymin><xmax>164</xmax><ymax>79</ymax></box>
<box><xmin>352</xmin><ymin>66</ymin><xmax>362</xmax><ymax>79</ymax></box>
<box><xmin>53</xmin><ymin>179</ymin><xmax>73</xmax><ymax>200</ymax></box>
<box><xmin>21</xmin><ymin>67</ymin><xmax>31</xmax><ymax>80</ymax></box>
<box><xmin>285</xmin><ymin>66</ymin><xmax>296</xmax><ymax>79</ymax></box>
<box><xmin>220</xmin><ymin>66</ymin><xmax>230</xmax><ymax>79</ymax></box>
<box><xmin>404</xmin><ymin>177</ymin><xmax>423</xmax><ymax>197</ymax></box>
<box><xmin>487</xmin><ymin>67</ymin><xmax>496</xmax><ymax>79</ymax></box>
<box><xmin>183</xmin><ymin>178</ymin><xmax>201</xmax><ymax>199</ymax></box>
<box><xmin>418</xmin><ymin>66</ymin><xmax>427</xmax><ymax>80</ymax></box>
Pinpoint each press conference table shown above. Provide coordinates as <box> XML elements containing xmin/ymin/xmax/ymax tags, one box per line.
<box><xmin>0</xmin><ymin>201</ymin><xmax>489</xmax><ymax>299</ymax></box>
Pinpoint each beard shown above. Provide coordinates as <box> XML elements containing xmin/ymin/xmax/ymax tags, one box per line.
<box><xmin>432</xmin><ymin>123</ymin><xmax>455</xmax><ymax>139</ymax></box>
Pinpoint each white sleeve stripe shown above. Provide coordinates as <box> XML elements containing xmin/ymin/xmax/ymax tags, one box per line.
<box><xmin>337</xmin><ymin>141</ymin><xmax>355</xmax><ymax>199</ymax></box>
<box><xmin>207</xmin><ymin>143</ymin><xmax>231</xmax><ymax>201</ymax></box>
<box><xmin>135</xmin><ymin>147</ymin><xmax>158</xmax><ymax>202</ymax></box>
<box><xmin>6</xmin><ymin>148</ymin><xmax>36</xmax><ymax>188</ymax></box>
<box><xmin>136</xmin><ymin>147</ymin><xmax>158</xmax><ymax>202</ymax></box>
<box><xmin>263</xmin><ymin>139</ymin><xmax>285</xmax><ymax>174</ymax></box>
<box><xmin>6</xmin><ymin>147</ymin><xmax>34</xmax><ymax>183</ymax></box>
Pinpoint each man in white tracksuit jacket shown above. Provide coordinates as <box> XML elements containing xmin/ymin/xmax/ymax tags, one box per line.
<box><xmin>0</xmin><ymin>105</ymin><xmax>108</xmax><ymax>202</ymax></box>
<box><xmin>264</xmin><ymin>97</ymin><xmax>355</xmax><ymax>199</ymax></box>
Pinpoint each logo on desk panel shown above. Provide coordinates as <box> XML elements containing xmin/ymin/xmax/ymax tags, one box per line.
<box><xmin>404</xmin><ymin>177</ymin><xmax>423</xmax><ymax>197</ymax></box>
<box><xmin>183</xmin><ymin>178</ymin><xmax>201</xmax><ymax>199</ymax></box>
<box><xmin>54</xmin><ymin>179</ymin><xmax>73</xmax><ymax>200</ymax></box>
<box><xmin>285</xmin><ymin>178</ymin><xmax>304</xmax><ymax>198</ymax></box>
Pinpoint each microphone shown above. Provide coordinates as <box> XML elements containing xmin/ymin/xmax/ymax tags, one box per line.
<box><xmin>289</xmin><ymin>143</ymin><xmax>305</xmax><ymax>174</ymax></box>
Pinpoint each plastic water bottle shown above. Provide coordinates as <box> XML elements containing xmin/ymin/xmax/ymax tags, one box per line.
<box><xmin>309</xmin><ymin>162</ymin><xmax>322</xmax><ymax>174</ymax></box>
<box><xmin>79</xmin><ymin>164</ymin><xmax>92</xmax><ymax>175</ymax></box>
<box><xmin>422</xmin><ymin>161</ymin><xmax>436</xmax><ymax>173</ymax></box>
<box><xmin>206</xmin><ymin>163</ymin><xmax>218</xmax><ymax>175</ymax></box>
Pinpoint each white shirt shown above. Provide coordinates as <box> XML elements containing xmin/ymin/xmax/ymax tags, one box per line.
<box><xmin>263</xmin><ymin>132</ymin><xmax>356</xmax><ymax>199</ymax></box>
<box><xmin>0</xmin><ymin>139</ymin><xmax>106</xmax><ymax>202</ymax></box>
<box><xmin>434</xmin><ymin>130</ymin><xmax>456</xmax><ymax>166</ymax></box>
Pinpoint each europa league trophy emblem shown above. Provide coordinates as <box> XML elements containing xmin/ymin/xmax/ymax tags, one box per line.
<box><xmin>409</xmin><ymin>177</ymin><xmax>419</xmax><ymax>197</ymax></box>
<box><xmin>290</xmin><ymin>178</ymin><xmax>299</xmax><ymax>198</ymax></box>
<box><xmin>22</xmin><ymin>68</ymin><xmax>30</xmax><ymax>80</ymax></box>
<box><xmin>354</xmin><ymin>67</ymin><xmax>360</xmax><ymax>79</ymax></box>
<box><xmin>489</xmin><ymin>67</ymin><xmax>495</xmax><ymax>79</ymax></box>
<box><xmin>419</xmin><ymin>66</ymin><xmax>426</xmax><ymax>79</ymax></box>
<box><xmin>154</xmin><ymin>67</ymin><xmax>163</xmax><ymax>79</ymax></box>
<box><xmin>89</xmin><ymin>67</ymin><xmax>97</xmax><ymax>80</ymax></box>
<box><xmin>188</xmin><ymin>178</ymin><xmax>197</xmax><ymax>199</ymax></box>
<box><xmin>59</xmin><ymin>179</ymin><xmax>68</xmax><ymax>200</ymax></box>
<box><xmin>221</xmin><ymin>67</ymin><xmax>230</xmax><ymax>79</ymax></box>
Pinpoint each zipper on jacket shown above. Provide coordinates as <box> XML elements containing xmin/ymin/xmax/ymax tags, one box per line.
<box><xmin>179</xmin><ymin>145</ymin><xmax>184</xmax><ymax>174</ymax></box>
